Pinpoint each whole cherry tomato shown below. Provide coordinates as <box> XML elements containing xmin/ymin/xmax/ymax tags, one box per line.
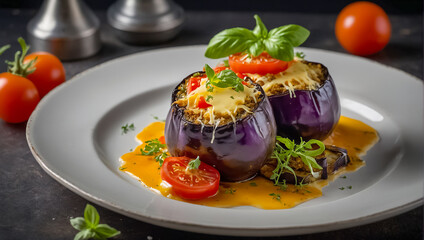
<box><xmin>229</xmin><ymin>52</ymin><xmax>289</xmax><ymax>75</ymax></box>
<box><xmin>335</xmin><ymin>1</ymin><xmax>391</xmax><ymax>56</ymax></box>
<box><xmin>24</xmin><ymin>52</ymin><xmax>65</xmax><ymax>98</ymax></box>
<box><xmin>161</xmin><ymin>156</ymin><xmax>220</xmax><ymax>200</ymax></box>
<box><xmin>0</xmin><ymin>73</ymin><xmax>40</xmax><ymax>123</ymax></box>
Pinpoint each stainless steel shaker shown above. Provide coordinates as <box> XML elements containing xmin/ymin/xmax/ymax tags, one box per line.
<box><xmin>107</xmin><ymin>0</ymin><xmax>184</xmax><ymax>44</ymax></box>
<box><xmin>27</xmin><ymin>0</ymin><xmax>101</xmax><ymax>61</ymax></box>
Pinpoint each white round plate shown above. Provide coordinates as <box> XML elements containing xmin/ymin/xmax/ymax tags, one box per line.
<box><xmin>27</xmin><ymin>45</ymin><xmax>423</xmax><ymax>236</ymax></box>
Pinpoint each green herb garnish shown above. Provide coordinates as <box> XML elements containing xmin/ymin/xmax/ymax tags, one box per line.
<box><xmin>121</xmin><ymin>123</ymin><xmax>135</xmax><ymax>134</ymax></box>
<box><xmin>204</xmin><ymin>64</ymin><xmax>244</xmax><ymax>92</ymax></box>
<box><xmin>223</xmin><ymin>59</ymin><xmax>230</xmax><ymax>67</ymax></box>
<box><xmin>225</xmin><ymin>188</ymin><xmax>237</xmax><ymax>194</ymax></box>
<box><xmin>140</xmin><ymin>138</ymin><xmax>168</xmax><ymax>166</ymax></box>
<box><xmin>151</xmin><ymin>115</ymin><xmax>165</xmax><ymax>122</ymax></box>
<box><xmin>205</xmin><ymin>15</ymin><xmax>310</xmax><ymax>62</ymax></box>
<box><xmin>271</xmin><ymin>136</ymin><xmax>325</xmax><ymax>185</ymax></box>
<box><xmin>269</xmin><ymin>193</ymin><xmax>281</xmax><ymax>201</ymax></box>
<box><xmin>70</xmin><ymin>204</ymin><xmax>120</xmax><ymax>240</ymax></box>
<box><xmin>339</xmin><ymin>187</ymin><xmax>345</xmax><ymax>190</ymax></box>
<box><xmin>249</xmin><ymin>182</ymin><xmax>257</xmax><ymax>187</ymax></box>
<box><xmin>187</xmin><ymin>156</ymin><xmax>201</xmax><ymax>170</ymax></box>
<box><xmin>296</xmin><ymin>51</ymin><xmax>306</xmax><ymax>59</ymax></box>
<box><xmin>206</xmin><ymin>95</ymin><xmax>213</xmax><ymax>102</ymax></box>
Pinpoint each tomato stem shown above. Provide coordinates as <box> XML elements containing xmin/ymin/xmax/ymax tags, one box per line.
<box><xmin>5</xmin><ymin>37</ymin><xmax>36</xmax><ymax>78</ymax></box>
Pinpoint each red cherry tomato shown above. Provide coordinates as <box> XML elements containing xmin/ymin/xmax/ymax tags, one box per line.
<box><xmin>229</xmin><ymin>52</ymin><xmax>289</xmax><ymax>75</ymax></box>
<box><xmin>335</xmin><ymin>1</ymin><xmax>391</xmax><ymax>56</ymax></box>
<box><xmin>0</xmin><ymin>73</ymin><xmax>40</xmax><ymax>123</ymax></box>
<box><xmin>197</xmin><ymin>96</ymin><xmax>212</xmax><ymax>109</ymax></box>
<box><xmin>160</xmin><ymin>156</ymin><xmax>220</xmax><ymax>200</ymax></box>
<box><xmin>158</xmin><ymin>135</ymin><xmax>166</xmax><ymax>144</ymax></box>
<box><xmin>24</xmin><ymin>52</ymin><xmax>65</xmax><ymax>98</ymax></box>
<box><xmin>187</xmin><ymin>76</ymin><xmax>202</xmax><ymax>94</ymax></box>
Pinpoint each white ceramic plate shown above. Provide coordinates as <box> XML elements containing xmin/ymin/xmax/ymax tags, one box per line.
<box><xmin>27</xmin><ymin>45</ymin><xmax>423</xmax><ymax>236</ymax></box>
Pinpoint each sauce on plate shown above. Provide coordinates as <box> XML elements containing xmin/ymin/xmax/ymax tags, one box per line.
<box><xmin>119</xmin><ymin>116</ymin><xmax>378</xmax><ymax>209</ymax></box>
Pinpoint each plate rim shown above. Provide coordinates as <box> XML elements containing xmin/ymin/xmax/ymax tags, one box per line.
<box><xmin>26</xmin><ymin>45</ymin><xmax>424</xmax><ymax>236</ymax></box>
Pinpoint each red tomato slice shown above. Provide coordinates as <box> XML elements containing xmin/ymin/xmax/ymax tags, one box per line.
<box><xmin>161</xmin><ymin>156</ymin><xmax>220</xmax><ymax>200</ymax></box>
<box><xmin>187</xmin><ymin>76</ymin><xmax>202</xmax><ymax>94</ymax></box>
<box><xmin>213</xmin><ymin>66</ymin><xmax>228</xmax><ymax>73</ymax></box>
<box><xmin>229</xmin><ymin>52</ymin><xmax>289</xmax><ymax>75</ymax></box>
<box><xmin>197</xmin><ymin>96</ymin><xmax>211</xmax><ymax>109</ymax></box>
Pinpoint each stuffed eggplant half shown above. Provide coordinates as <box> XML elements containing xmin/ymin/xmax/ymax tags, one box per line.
<box><xmin>165</xmin><ymin>66</ymin><xmax>277</xmax><ymax>182</ymax></box>
<box><xmin>245</xmin><ymin>60</ymin><xmax>341</xmax><ymax>141</ymax></box>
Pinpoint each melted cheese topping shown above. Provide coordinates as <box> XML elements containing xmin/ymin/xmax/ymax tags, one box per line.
<box><xmin>246</xmin><ymin>61</ymin><xmax>322</xmax><ymax>97</ymax></box>
<box><xmin>119</xmin><ymin>116</ymin><xmax>379</xmax><ymax>209</ymax></box>
<box><xmin>184</xmin><ymin>77</ymin><xmax>258</xmax><ymax>125</ymax></box>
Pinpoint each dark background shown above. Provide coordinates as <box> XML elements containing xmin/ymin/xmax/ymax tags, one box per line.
<box><xmin>0</xmin><ymin>0</ymin><xmax>422</xmax><ymax>14</ymax></box>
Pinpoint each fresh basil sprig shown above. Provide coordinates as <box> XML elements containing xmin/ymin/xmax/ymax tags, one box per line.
<box><xmin>204</xmin><ymin>64</ymin><xmax>244</xmax><ymax>92</ymax></box>
<box><xmin>271</xmin><ymin>137</ymin><xmax>324</xmax><ymax>186</ymax></box>
<box><xmin>205</xmin><ymin>15</ymin><xmax>310</xmax><ymax>62</ymax></box>
<box><xmin>70</xmin><ymin>204</ymin><xmax>120</xmax><ymax>240</ymax></box>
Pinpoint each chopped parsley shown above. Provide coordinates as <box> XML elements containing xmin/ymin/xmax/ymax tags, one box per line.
<box><xmin>224</xmin><ymin>188</ymin><xmax>237</xmax><ymax>194</ymax></box>
<box><xmin>140</xmin><ymin>138</ymin><xmax>168</xmax><ymax>167</ymax></box>
<box><xmin>121</xmin><ymin>123</ymin><xmax>135</xmax><ymax>134</ymax></box>
<box><xmin>296</xmin><ymin>51</ymin><xmax>306</xmax><ymax>59</ymax></box>
<box><xmin>249</xmin><ymin>182</ymin><xmax>258</xmax><ymax>187</ymax></box>
<box><xmin>269</xmin><ymin>193</ymin><xmax>281</xmax><ymax>201</ymax></box>
<box><xmin>206</xmin><ymin>95</ymin><xmax>213</xmax><ymax>102</ymax></box>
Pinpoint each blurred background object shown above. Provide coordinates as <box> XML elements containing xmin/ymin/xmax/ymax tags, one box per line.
<box><xmin>1</xmin><ymin>0</ymin><xmax>421</xmax><ymax>14</ymax></box>
<box><xmin>26</xmin><ymin>0</ymin><xmax>101</xmax><ymax>60</ymax></box>
<box><xmin>107</xmin><ymin>0</ymin><xmax>184</xmax><ymax>44</ymax></box>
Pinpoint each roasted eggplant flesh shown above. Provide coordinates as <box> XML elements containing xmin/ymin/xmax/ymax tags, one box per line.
<box><xmin>260</xmin><ymin>145</ymin><xmax>350</xmax><ymax>184</ymax></box>
<box><xmin>165</xmin><ymin>72</ymin><xmax>277</xmax><ymax>182</ymax></box>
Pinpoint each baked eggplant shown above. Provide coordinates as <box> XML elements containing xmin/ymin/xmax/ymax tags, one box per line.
<box><xmin>264</xmin><ymin>61</ymin><xmax>341</xmax><ymax>141</ymax></box>
<box><xmin>260</xmin><ymin>145</ymin><xmax>349</xmax><ymax>184</ymax></box>
<box><xmin>165</xmin><ymin>71</ymin><xmax>277</xmax><ymax>182</ymax></box>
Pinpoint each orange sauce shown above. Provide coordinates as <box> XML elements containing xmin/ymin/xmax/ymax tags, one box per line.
<box><xmin>119</xmin><ymin>116</ymin><xmax>378</xmax><ymax>209</ymax></box>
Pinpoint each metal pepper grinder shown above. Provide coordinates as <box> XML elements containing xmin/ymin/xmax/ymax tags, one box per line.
<box><xmin>27</xmin><ymin>0</ymin><xmax>101</xmax><ymax>61</ymax></box>
<box><xmin>107</xmin><ymin>0</ymin><xmax>184</xmax><ymax>44</ymax></box>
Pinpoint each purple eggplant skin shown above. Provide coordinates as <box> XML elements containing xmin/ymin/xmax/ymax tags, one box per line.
<box><xmin>268</xmin><ymin>62</ymin><xmax>341</xmax><ymax>141</ymax></box>
<box><xmin>165</xmin><ymin>72</ymin><xmax>277</xmax><ymax>182</ymax></box>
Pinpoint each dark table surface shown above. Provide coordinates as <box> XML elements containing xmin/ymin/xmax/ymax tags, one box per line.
<box><xmin>0</xmin><ymin>8</ymin><xmax>422</xmax><ymax>240</ymax></box>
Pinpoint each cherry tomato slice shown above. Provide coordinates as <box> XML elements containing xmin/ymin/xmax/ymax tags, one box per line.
<box><xmin>187</xmin><ymin>76</ymin><xmax>202</xmax><ymax>94</ymax></box>
<box><xmin>197</xmin><ymin>96</ymin><xmax>212</xmax><ymax>109</ymax></box>
<box><xmin>229</xmin><ymin>52</ymin><xmax>289</xmax><ymax>75</ymax></box>
<box><xmin>158</xmin><ymin>136</ymin><xmax>166</xmax><ymax>144</ymax></box>
<box><xmin>161</xmin><ymin>156</ymin><xmax>220</xmax><ymax>200</ymax></box>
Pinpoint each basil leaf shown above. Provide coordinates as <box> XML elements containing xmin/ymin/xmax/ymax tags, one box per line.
<box><xmin>215</xmin><ymin>70</ymin><xmax>244</xmax><ymax>92</ymax></box>
<box><xmin>263</xmin><ymin>39</ymin><xmax>294</xmax><ymax>62</ymax></box>
<box><xmin>248</xmin><ymin>41</ymin><xmax>265</xmax><ymax>57</ymax></box>
<box><xmin>252</xmin><ymin>15</ymin><xmax>268</xmax><ymax>38</ymax></box>
<box><xmin>84</xmin><ymin>204</ymin><xmax>100</xmax><ymax>227</ymax></box>
<box><xmin>74</xmin><ymin>229</ymin><xmax>96</xmax><ymax>240</ymax></box>
<box><xmin>70</xmin><ymin>217</ymin><xmax>87</xmax><ymax>231</ymax></box>
<box><xmin>205</xmin><ymin>28</ymin><xmax>256</xmax><ymax>59</ymax></box>
<box><xmin>94</xmin><ymin>224</ymin><xmax>121</xmax><ymax>239</ymax></box>
<box><xmin>268</xmin><ymin>24</ymin><xmax>310</xmax><ymax>47</ymax></box>
<box><xmin>204</xmin><ymin>64</ymin><xmax>215</xmax><ymax>81</ymax></box>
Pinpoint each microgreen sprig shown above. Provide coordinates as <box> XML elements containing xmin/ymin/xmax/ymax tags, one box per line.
<box><xmin>70</xmin><ymin>204</ymin><xmax>120</xmax><ymax>240</ymax></box>
<box><xmin>205</xmin><ymin>15</ymin><xmax>310</xmax><ymax>62</ymax></box>
<box><xmin>140</xmin><ymin>138</ymin><xmax>168</xmax><ymax>166</ymax></box>
<box><xmin>204</xmin><ymin>64</ymin><xmax>244</xmax><ymax>93</ymax></box>
<box><xmin>271</xmin><ymin>136</ymin><xmax>325</xmax><ymax>185</ymax></box>
<box><xmin>187</xmin><ymin>156</ymin><xmax>201</xmax><ymax>170</ymax></box>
